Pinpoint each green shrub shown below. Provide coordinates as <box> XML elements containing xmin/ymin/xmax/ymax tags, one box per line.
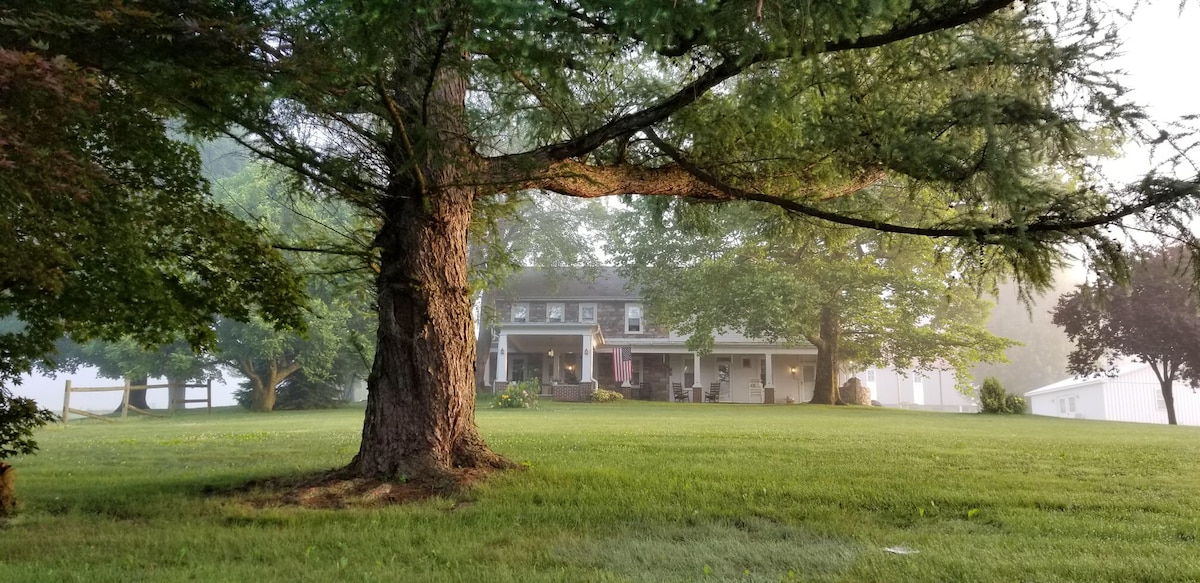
<box><xmin>0</xmin><ymin>395</ymin><xmax>56</xmax><ymax>459</ymax></box>
<box><xmin>979</xmin><ymin>377</ymin><xmax>1025</xmax><ymax>414</ymax></box>
<box><xmin>492</xmin><ymin>381</ymin><xmax>540</xmax><ymax>409</ymax></box>
<box><xmin>1004</xmin><ymin>393</ymin><xmax>1027</xmax><ymax>414</ymax></box>
<box><xmin>591</xmin><ymin>388</ymin><xmax>624</xmax><ymax>402</ymax></box>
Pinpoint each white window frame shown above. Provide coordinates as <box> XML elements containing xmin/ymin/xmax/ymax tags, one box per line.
<box><xmin>511</xmin><ymin>303</ymin><xmax>529</xmax><ymax>323</ymax></box>
<box><xmin>547</xmin><ymin>302</ymin><xmax>564</xmax><ymax>323</ymax></box>
<box><xmin>802</xmin><ymin>365</ymin><xmax>816</xmax><ymax>383</ymax></box>
<box><xmin>866</xmin><ymin>369</ymin><xmax>876</xmax><ymax>383</ymax></box>
<box><xmin>1059</xmin><ymin>398</ymin><xmax>1067</xmax><ymax>414</ymax></box>
<box><xmin>1068</xmin><ymin>395</ymin><xmax>1077</xmax><ymax>413</ymax></box>
<box><xmin>578</xmin><ymin>302</ymin><xmax>597</xmax><ymax>324</ymax></box>
<box><xmin>625</xmin><ymin>303</ymin><xmax>643</xmax><ymax>334</ymax></box>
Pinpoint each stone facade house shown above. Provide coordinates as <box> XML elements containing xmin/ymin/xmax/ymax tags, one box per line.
<box><xmin>482</xmin><ymin>269</ymin><xmax>971</xmax><ymax>408</ymax></box>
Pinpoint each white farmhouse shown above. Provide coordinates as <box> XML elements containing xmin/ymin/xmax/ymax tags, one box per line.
<box><xmin>1024</xmin><ymin>363</ymin><xmax>1200</xmax><ymax>426</ymax></box>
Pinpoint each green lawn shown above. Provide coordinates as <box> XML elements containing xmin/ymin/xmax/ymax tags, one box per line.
<box><xmin>3</xmin><ymin>401</ymin><xmax>1200</xmax><ymax>582</ymax></box>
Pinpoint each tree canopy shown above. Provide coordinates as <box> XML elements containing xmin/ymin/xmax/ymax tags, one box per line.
<box><xmin>0</xmin><ymin>4</ymin><xmax>306</xmax><ymax>383</ymax></box>
<box><xmin>1052</xmin><ymin>246</ymin><xmax>1200</xmax><ymax>425</ymax></box>
<box><xmin>609</xmin><ymin>197</ymin><xmax>1014</xmax><ymax>403</ymax></box>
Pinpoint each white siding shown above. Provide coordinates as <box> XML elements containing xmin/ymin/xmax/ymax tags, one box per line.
<box><xmin>1028</xmin><ymin>365</ymin><xmax>1200</xmax><ymax>426</ymax></box>
<box><xmin>769</xmin><ymin>357</ymin><xmax>807</xmax><ymax>404</ymax></box>
<box><xmin>1101</xmin><ymin>367</ymin><xmax>1200</xmax><ymax>425</ymax></box>
<box><xmin>865</xmin><ymin>367</ymin><xmax>973</xmax><ymax>411</ymax></box>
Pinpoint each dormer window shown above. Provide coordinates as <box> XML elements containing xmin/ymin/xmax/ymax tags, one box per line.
<box><xmin>579</xmin><ymin>303</ymin><xmax>596</xmax><ymax>323</ymax></box>
<box><xmin>547</xmin><ymin>303</ymin><xmax>564</xmax><ymax>323</ymax></box>
<box><xmin>625</xmin><ymin>303</ymin><xmax>643</xmax><ymax>334</ymax></box>
<box><xmin>511</xmin><ymin>303</ymin><xmax>528</xmax><ymax>323</ymax></box>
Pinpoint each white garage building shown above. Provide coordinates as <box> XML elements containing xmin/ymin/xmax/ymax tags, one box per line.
<box><xmin>1024</xmin><ymin>363</ymin><xmax>1200</xmax><ymax>426</ymax></box>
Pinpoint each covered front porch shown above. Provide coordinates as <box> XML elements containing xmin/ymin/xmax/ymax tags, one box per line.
<box><xmin>487</xmin><ymin>327</ymin><xmax>819</xmax><ymax>403</ymax></box>
<box><xmin>485</xmin><ymin>324</ymin><xmax>602</xmax><ymax>399</ymax></box>
<box><xmin>594</xmin><ymin>345</ymin><xmax>819</xmax><ymax>403</ymax></box>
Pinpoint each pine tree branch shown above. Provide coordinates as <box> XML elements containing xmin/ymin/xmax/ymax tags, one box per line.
<box><xmin>272</xmin><ymin>245</ymin><xmax>370</xmax><ymax>257</ymax></box>
<box><xmin>645</xmin><ymin>129</ymin><xmax>1200</xmax><ymax>241</ymax></box>
<box><xmin>484</xmin><ymin>159</ymin><xmax>726</xmax><ymax>198</ymax></box>
<box><xmin>490</xmin><ymin>0</ymin><xmax>1018</xmax><ymax>176</ymax></box>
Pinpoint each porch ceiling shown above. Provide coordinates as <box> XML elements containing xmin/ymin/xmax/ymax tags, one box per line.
<box><xmin>505</xmin><ymin>334</ymin><xmax>589</xmax><ymax>355</ymax></box>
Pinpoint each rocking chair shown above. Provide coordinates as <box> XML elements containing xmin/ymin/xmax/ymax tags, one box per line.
<box><xmin>705</xmin><ymin>382</ymin><xmax>721</xmax><ymax>402</ymax></box>
<box><xmin>672</xmin><ymin>382</ymin><xmax>690</xmax><ymax>403</ymax></box>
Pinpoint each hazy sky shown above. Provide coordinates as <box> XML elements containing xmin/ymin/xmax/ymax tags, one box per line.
<box><xmin>1106</xmin><ymin>2</ymin><xmax>1200</xmax><ymax>179</ymax></box>
<box><xmin>9</xmin><ymin>5</ymin><xmax>1200</xmax><ymax>412</ymax></box>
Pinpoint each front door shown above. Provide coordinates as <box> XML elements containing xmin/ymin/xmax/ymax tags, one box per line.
<box><xmin>716</xmin><ymin>357</ymin><xmax>731</xmax><ymax>401</ymax></box>
<box><xmin>511</xmin><ymin>356</ymin><xmax>528</xmax><ymax>382</ymax></box>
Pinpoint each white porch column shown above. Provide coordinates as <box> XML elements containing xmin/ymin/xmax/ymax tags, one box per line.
<box><xmin>764</xmin><ymin>353</ymin><xmax>775</xmax><ymax>389</ymax></box>
<box><xmin>495</xmin><ymin>333</ymin><xmax>509</xmax><ymax>383</ymax></box>
<box><xmin>580</xmin><ymin>334</ymin><xmax>594</xmax><ymax>383</ymax></box>
<box><xmin>692</xmin><ymin>352</ymin><xmax>702</xmax><ymax>389</ymax></box>
<box><xmin>483</xmin><ymin>353</ymin><xmax>492</xmax><ymax>388</ymax></box>
<box><xmin>552</xmin><ymin>353</ymin><xmax>561</xmax><ymax>382</ymax></box>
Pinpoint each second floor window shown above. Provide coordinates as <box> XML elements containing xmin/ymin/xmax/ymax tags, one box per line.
<box><xmin>547</xmin><ymin>303</ymin><xmax>564</xmax><ymax>323</ymax></box>
<box><xmin>511</xmin><ymin>303</ymin><xmax>528</xmax><ymax>323</ymax></box>
<box><xmin>579</xmin><ymin>303</ymin><xmax>596</xmax><ymax>323</ymax></box>
<box><xmin>625</xmin><ymin>303</ymin><xmax>643</xmax><ymax>333</ymax></box>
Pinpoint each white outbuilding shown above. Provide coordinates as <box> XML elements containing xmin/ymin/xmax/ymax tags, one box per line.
<box><xmin>1024</xmin><ymin>363</ymin><xmax>1200</xmax><ymax>426</ymax></box>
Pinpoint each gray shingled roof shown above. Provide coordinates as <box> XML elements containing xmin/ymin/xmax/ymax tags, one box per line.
<box><xmin>494</xmin><ymin>267</ymin><xmax>639</xmax><ymax>300</ymax></box>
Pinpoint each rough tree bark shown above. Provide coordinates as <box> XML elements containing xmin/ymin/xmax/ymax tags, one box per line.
<box><xmin>0</xmin><ymin>462</ymin><xmax>14</xmax><ymax>516</ymax></box>
<box><xmin>808</xmin><ymin>307</ymin><xmax>842</xmax><ymax>405</ymax></box>
<box><xmin>344</xmin><ymin>49</ymin><xmax>515</xmax><ymax>483</ymax></box>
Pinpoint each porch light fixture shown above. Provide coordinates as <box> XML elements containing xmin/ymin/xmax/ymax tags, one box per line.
<box><xmin>566</xmin><ymin>364</ymin><xmax>575</xmax><ymax>372</ymax></box>
<box><xmin>499</xmin><ymin>348</ymin><xmax>505</xmax><ymax>356</ymax></box>
<box><xmin>789</xmin><ymin>366</ymin><xmax>798</xmax><ymax>376</ymax></box>
<box><xmin>583</xmin><ymin>348</ymin><xmax>589</xmax><ymax>356</ymax></box>
<box><xmin>547</xmin><ymin>349</ymin><xmax>555</xmax><ymax>358</ymax></box>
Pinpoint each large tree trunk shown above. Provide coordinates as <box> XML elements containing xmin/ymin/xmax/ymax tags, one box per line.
<box><xmin>345</xmin><ymin>48</ymin><xmax>513</xmax><ymax>483</ymax></box>
<box><xmin>239</xmin><ymin>360</ymin><xmax>298</xmax><ymax>412</ymax></box>
<box><xmin>250</xmin><ymin>376</ymin><xmax>278</xmax><ymax>412</ymax></box>
<box><xmin>167</xmin><ymin>377</ymin><xmax>186</xmax><ymax>412</ymax></box>
<box><xmin>0</xmin><ymin>462</ymin><xmax>15</xmax><ymax>516</ymax></box>
<box><xmin>809</xmin><ymin>307</ymin><xmax>842</xmax><ymax>405</ymax></box>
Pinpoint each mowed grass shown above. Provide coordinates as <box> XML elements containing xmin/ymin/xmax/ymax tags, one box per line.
<box><xmin>3</xmin><ymin>401</ymin><xmax>1200</xmax><ymax>582</ymax></box>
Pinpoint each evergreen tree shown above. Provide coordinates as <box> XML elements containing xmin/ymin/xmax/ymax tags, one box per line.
<box><xmin>7</xmin><ymin>1</ymin><xmax>1200</xmax><ymax>484</ymax></box>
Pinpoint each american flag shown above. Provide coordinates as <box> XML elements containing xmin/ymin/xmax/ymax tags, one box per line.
<box><xmin>612</xmin><ymin>346</ymin><xmax>632</xmax><ymax>383</ymax></box>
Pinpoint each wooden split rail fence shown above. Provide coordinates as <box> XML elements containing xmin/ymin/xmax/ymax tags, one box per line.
<box><xmin>61</xmin><ymin>379</ymin><xmax>213</xmax><ymax>424</ymax></box>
